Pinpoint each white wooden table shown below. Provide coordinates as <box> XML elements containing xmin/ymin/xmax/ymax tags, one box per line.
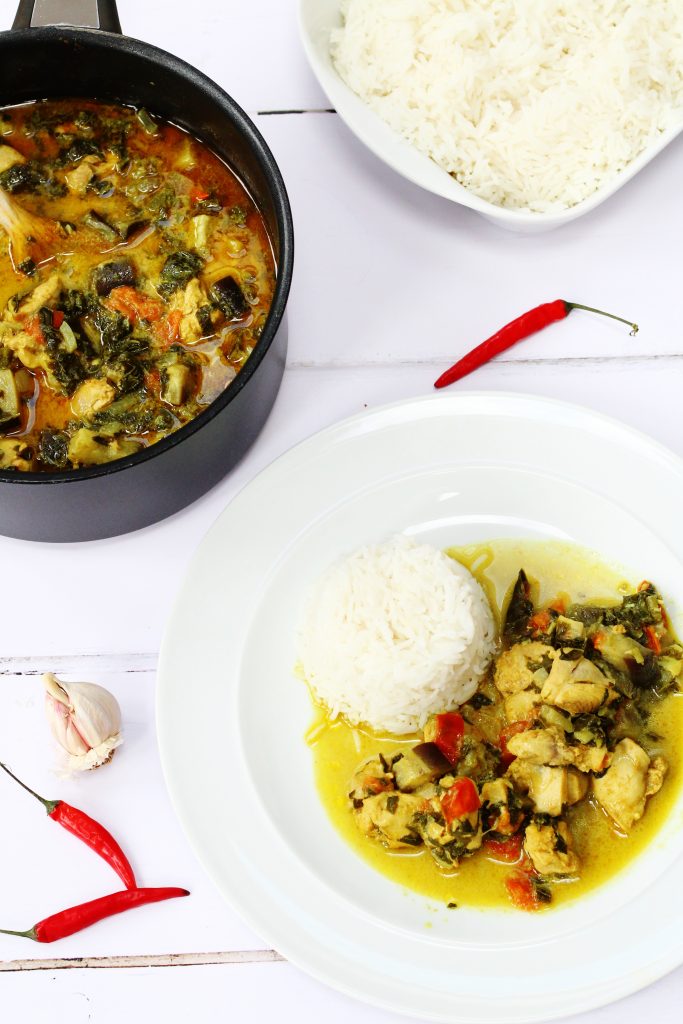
<box><xmin>1</xmin><ymin>1</ymin><xmax>682</xmax><ymax>1020</ymax></box>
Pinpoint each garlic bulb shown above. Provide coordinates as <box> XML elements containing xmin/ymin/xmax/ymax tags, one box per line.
<box><xmin>43</xmin><ymin>673</ymin><xmax>123</xmax><ymax>771</ymax></box>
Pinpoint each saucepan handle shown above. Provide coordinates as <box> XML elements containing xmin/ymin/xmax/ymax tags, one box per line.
<box><xmin>12</xmin><ymin>0</ymin><xmax>121</xmax><ymax>32</ymax></box>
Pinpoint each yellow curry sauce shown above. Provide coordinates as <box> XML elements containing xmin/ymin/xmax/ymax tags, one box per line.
<box><xmin>0</xmin><ymin>99</ymin><xmax>274</xmax><ymax>470</ymax></box>
<box><xmin>307</xmin><ymin>541</ymin><xmax>683</xmax><ymax>910</ymax></box>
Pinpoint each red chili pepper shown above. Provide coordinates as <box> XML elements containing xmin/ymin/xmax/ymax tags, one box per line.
<box><xmin>52</xmin><ymin>310</ymin><xmax>65</xmax><ymax>329</ymax></box>
<box><xmin>441</xmin><ymin>777</ymin><xmax>481</xmax><ymax>825</ymax></box>
<box><xmin>528</xmin><ymin>610</ymin><xmax>552</xmax><ymax>635</ymax></box>
<box><xmin>0</xmin><ymin>763</ymin><xmax>136</xmax><ymax>890</ymax></box>
<box><xmin>504</xmin><ymin>871</ymin><xmax>541</xmax><ymax>912</ymax></box>
<box><xmin>485</xmin><ymin>832</ymin><xmax>523</xmax><ymax>863</ymax></box>
<box><xmin>644</xmin><ymin>625</ymin><xmax>662</xmax><ymax>655</ymax></box>
<box><xmin>191</xmin><ymin>187</ymin><xmax>210</xmax><ymax>203</ymax></box>
<box><xmin>0</xmin><ymin>887</ymin><xmax>189</xmax><ymax>943</ymax></box>
<box><xmin>431</xmin><ymin>712</ymin><xmax>465</xmax><ymax>765</ymax></box>
<box><xmin>434</xmin><ymin>301</ymin><xmax>639</xmax><ymax>389</ymax></box>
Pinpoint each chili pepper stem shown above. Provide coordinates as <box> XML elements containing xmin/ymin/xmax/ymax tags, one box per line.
<box><xmin>565</xmin><ymin>302</ymin><xmax>638</xmax><ymax>336</ymax></box>
<box><xmin>0</xmin><ymin>927</ymin><xmax>37</xmax><ymax>940</ymax></box>
<box><xmin>0</xmin><ymin>762</ymin><xmax>60</xmax><ymax>815</ymax></box>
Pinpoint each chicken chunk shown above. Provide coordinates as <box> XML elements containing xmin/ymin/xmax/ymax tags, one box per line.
<box><xmin>348</xmin><ymin>756</ymin><xmax>394</xmax><ymax>803</ymax></box>
<box><xmin>70</xmin><ymin>379</ymin><xmax>117</xmax><ymax>420</ymax></box>
<box><xmin>507</xmin><ymin>725</ymin><xmax>610</xmax><ymax>773</ymax></box>
<box><xmin>67</xmin><ymin>428</ymin><xmax>142</xmax><ymax>467</ymax></box>
<box><xmin>566</xmin><ymin>768</ymin><xmax>590</xmax><ymax>805</ymax></box>
<box><xmin>64</xmin><ymin>156</ymin><xmax>98</xmax><ymax>194</ymax></box>
<box><xmin>1</xmin><ymin>327</ymin><xmax>52</xmax><ymax>377</ymax></box>
<box><xmin>0</xmin><ymin>437</ymin><xmax>32</xmax><ymax>470</ymax></box>
<box><xmin>646</xmin><ymin>756</ymin><xmax>668</xmax><ymax>797</ymax></box>
<box><xmin>593</xmin><ymin>739</ymin><xmax>667</xmax><ymax>832</ymax></box>
<box><xmin>507</xmin><ymin>760</ymin><xmax>588</xmax><ymax>815</ymax></box>
<box><xmin>481</xmin><ymin>776</ymin><xmax>523</xmax><ymax>834</ymax></box>
<box><xmin>504</xmin><ymin>689</ymin><xmax>542</xmax><ymax>723</ymax></box>
<box><xmin>0</xmin><ymin>144</ymin><xmax>25</xmax><ymax>173</ymax></box>
<box><xmin>540</xmin><ymin>656</ymin><xmax>613</xmax><ymax>715</ymax></box>
<box><xmin>524</xmin><ymin>820</ymin><xmax>580</xmax><ymax>876</ymax></box>
<box><xmin>494</xmin><ymin>642</ymin><xmax>555</xmax><ymax>695</ymax></box>
<box><xmin>168</xmin><ymin>278</ymin><xmax>207</xmax><ymax>344</ymax></box>
<box><xmin>414</xmin><ymin>798</ymin><xmax>483</xmax><ymax>868</ymax></box>
<box><xmin>507</xmin><ymin>761</ymin><xmax>566</xmax><ymax>816</ymax></box>
<box><xmin>354</xmin><ymin>791</ymin><xmax>425</xmax><ymax>850</ymax></box>
<box><xmin>19</xmin><ymin>273</ymin><xmax>63</xmax><ymax>316</ymax></box>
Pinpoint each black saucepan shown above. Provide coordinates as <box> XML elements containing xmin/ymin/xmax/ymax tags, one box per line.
<box><xmin>0</xmin><ymin>0</ymin><xmax>293</xmax><ymax>542</ymax></box>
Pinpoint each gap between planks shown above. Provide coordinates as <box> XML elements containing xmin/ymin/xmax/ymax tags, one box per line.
<box><xmin>0</xmin><ymin>652</ymin><xmax>157</xmax><ymax>676</ymax></box>
<box><xmin>256</xmin><ymin>108</ymin><xmax>335</xmax><ymax>116</ymax></box>
<box><xmin>0</xmin><ymin>949</ymin><xmax>285</xmax><ymax>972</ymax></box>
<box><xmin>286</xmin><ymin>352</ymin><xmax>683</xmax><ymax>371</ymax></box>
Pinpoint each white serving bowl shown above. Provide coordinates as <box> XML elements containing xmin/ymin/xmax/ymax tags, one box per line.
<box><xmin>299</xmin><ymin>0</ymin><xmax>683</xmax><ymax>233</ymax></box>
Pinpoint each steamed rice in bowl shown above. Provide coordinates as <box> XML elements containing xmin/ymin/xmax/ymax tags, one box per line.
<box><xmin>297</xmin><ymin>536</ymin><xmax>495</xmax><ymax>732</ymax></box>
<box><xmin>331</xmin><ymin>0</ymin><xmax>683</xmax><ymax>213</ymax></box>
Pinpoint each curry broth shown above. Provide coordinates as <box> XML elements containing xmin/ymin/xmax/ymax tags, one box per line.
<box><xmin>308</xmin><ymin>541</ymin><xmax>683</xmax><ymax>910</ymax></box>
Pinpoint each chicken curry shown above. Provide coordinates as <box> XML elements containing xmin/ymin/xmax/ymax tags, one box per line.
<box><xmin>0</xmin><ymin>99</ymin><xmax>275</xmax><ymax>471</ymax></box>
<box><xmin>309</xmin><ymin>542</ymin><xmax>683</xmax><ymax>912</ymax></box>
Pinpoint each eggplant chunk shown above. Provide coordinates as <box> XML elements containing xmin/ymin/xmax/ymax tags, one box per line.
<box><xmin>211</xmin><ymin>275</ymin><xmax>248</xmax><ymax>320</ymax></box>
<box><xmin>94</xmin><ymin>260</ymin><xmax>137</xmax><ymax>297</ymax></box>
<box><xmin>393</xmin><ymin>743</ymin><xmax>451</xmax><ymax>791</ymax></box>
<box><xmin>161</xmin><ymin>363</ymin><xmax>194</xmax><ymax>406</ymax></box>
<box><xmin>503</xmin><ymin>569</ymin><xmax>534</xmax><ymax>641</ymax></box>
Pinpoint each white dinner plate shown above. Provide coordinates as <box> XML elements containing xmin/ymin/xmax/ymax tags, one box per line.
<box><xmin>157</xmin><ymin>392</ymin><xmax>683</xmax><ymax>1022</ymax></box>
<box><xmin>298</xmin><ymin>0</ymin><xmax>683</xmax><ymax>233</ymax></box>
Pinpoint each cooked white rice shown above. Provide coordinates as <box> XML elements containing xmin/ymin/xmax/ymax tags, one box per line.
<box><xmin>331</xmin><ymin>0</ymin><xmax>683</xmax><ymax>212</ymax></box>
<box><xmin>297</xmin><ymin>536</ymin><xmax>495</xmax><ymax>733</ymax></box>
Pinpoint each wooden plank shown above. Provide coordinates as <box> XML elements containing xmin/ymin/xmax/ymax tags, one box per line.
<box><xmin>116</xmin><ymin>0</ymin><xmax>328</xmax><ymax>113</ymax></box>
<box><xmin>1</xmin><ymin>956</ymin><xmax>681</xmax><ymax>1024</ymax></box>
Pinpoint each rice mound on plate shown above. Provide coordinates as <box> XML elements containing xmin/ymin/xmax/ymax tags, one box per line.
<box><xmin>331</xmin><ymin>0</ymin><xmax>683</xmax><ymax>213</ymax></box>
<box><xmin>298</xmin><ymin>536</ymin><xmax>495</xmax><ymax>734</ymax></box>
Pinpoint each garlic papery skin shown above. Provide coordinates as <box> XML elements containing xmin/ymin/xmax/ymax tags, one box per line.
<box><xmin>43</xmin><ymin>673</ymin><xmax>123</xmax><ymax>771</ymax></box>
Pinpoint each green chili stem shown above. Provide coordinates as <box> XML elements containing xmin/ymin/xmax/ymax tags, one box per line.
<box><xmin>0</xmin><ymin>762</ymin><xmax>59</xmax><ymax>814</ymax></box>
<box><xmin>566</xmin><ymin>302</ymin><xmax>638</xmax><ymax>336</ymax></box>
<box><xmin>0</xmin><ymin>927</ymin><xmax>36</xmax><ymax>940</ymax></box>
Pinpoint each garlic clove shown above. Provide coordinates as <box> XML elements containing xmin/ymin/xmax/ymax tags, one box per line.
<box><xmin>43</xmin><ymin>673</ymin><xmax>123</xmax><ymax>770</ymax></box>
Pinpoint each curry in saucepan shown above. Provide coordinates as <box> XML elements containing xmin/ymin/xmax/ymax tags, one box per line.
<box><xmin>0</xmin><ymin>100</ymin><xmax>275</xmax><ymax>471</ymax></box>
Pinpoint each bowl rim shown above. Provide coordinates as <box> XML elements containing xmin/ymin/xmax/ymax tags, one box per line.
<box><xmin>0</xmin><ymin>25</ymin><xmax>294</xmax><ymax>486</ymax></box>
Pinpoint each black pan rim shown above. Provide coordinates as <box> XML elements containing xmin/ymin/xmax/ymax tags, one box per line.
<box><xmin>0</xmin><ymin>25</ymin><xmax>294</xmax><ymax>487</ymax></box>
